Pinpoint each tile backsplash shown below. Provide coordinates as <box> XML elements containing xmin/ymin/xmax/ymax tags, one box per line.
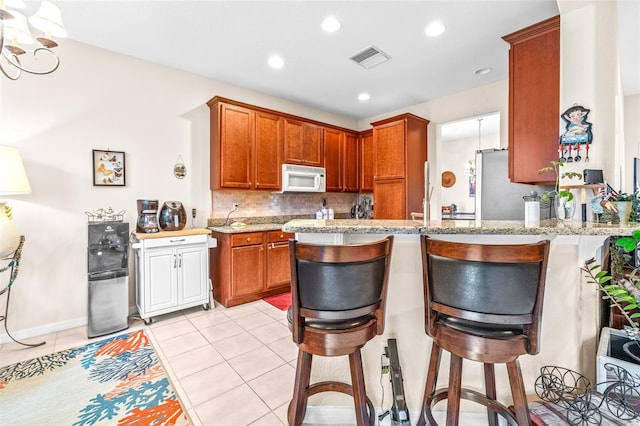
<box><xmin>211</xmin><ymin>190</ymin><xmax>360</xmax><ymax>219</ymax></box>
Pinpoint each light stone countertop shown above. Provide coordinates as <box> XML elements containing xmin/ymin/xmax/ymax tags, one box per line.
<box><xmin>208</xmin><ymin>223</ymin><xmax>288</xmax><ymax>234</ymax></box>
<box><xmin>282</xmin><ymin>218</ymin><xmax>640</xmax><ymax>236</ymax></box>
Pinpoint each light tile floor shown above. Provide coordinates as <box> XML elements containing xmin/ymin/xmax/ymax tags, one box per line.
<box><xmin>1</xmin><ymin>299</ymin><xmax>488</xmax><ymax>426</ymax></box>
<box><xmin>0</xmin><ymin>299</ymin><xmax>296</xmax><ymax>425</ymax></box>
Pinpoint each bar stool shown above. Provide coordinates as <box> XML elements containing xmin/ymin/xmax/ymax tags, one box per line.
<box><xmin>417</xmin><ymin>236</ymin><xmax>550</xmax><ymax>426</ymax></box>
<box><xmin>287</xmin><ymin>236</ymin><xmax>394</xmax><ymax>426</ymax></box>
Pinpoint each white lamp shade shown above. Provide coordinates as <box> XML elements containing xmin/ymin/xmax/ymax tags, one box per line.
<box><xmin>5</xmin><ymin>0</ymin><xmax>27</xmax><ymax>9</ymax></box>
<box><xmin>0</xmin><ymin>145</ymin><xmax>32</xmax><ymax>195</ymax></box>
<box><xmin>28</xmin><ymin>1</ymin><xmax>66</xmax><ymax>38</ymax></box>
<box><xmin>3</xmin><ymin>10</ymin><xmax>35</xmax><ymax>45</ymax></box>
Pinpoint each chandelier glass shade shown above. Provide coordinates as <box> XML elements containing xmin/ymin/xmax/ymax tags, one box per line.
<box><xmin>0</xmin><ymin>0</ymin><xmax>66</xmax><ymax>80</ymax></box>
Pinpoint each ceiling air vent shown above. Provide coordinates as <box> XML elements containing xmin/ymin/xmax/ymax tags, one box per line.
<box><xmin>350</xmin><ymin>45</ymin><xmax>390</xmax><ymax>69</ymax></box>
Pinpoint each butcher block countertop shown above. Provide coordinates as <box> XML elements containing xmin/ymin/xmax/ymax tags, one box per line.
<box><xmin>134</xmin><ymin>228</ymin><xmax>211</xmax><ymax>239</ymax></box>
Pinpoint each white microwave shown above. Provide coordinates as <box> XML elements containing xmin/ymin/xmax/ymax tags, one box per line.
<box><xmin>281</xmin><ymin>164</ymin><xmax>326</xmax><ymax>193</ymax></box>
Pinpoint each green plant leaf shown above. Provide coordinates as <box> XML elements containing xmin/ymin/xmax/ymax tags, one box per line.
<box><xmin>624</xmin><ymin>303</ymin><xmax>638</xmax><ymax>310</ymax></box>
<box><xmin>598</xmin><ymin>276</ymin><xmax>613</xmax><ymax>284</ymax></box>
<box><xmin>615</xmin><ymin>237</ymin><xmax>638</xmax><ymax>252</ymax></box>
<box><xmin>631</xmin><ymin>313</ymin><xmax>640</xmax><ymax>319</ymax></box>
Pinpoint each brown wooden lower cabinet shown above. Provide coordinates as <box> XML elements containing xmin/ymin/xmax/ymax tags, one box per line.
<box><xmin>373</xmin><ymin>178</ymin><xmax>407</xmax><ymax>219</ymax></box>
<box><xmin>210</xmin><ymin>230</ymin><xmax>294</xmax><ymax>307</ymax></box>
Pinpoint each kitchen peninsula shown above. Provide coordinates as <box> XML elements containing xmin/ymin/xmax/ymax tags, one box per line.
<box><xmin>282</xmin><ymin>218</ymin><xmax>639</xmax><ymax>416</ymax></box>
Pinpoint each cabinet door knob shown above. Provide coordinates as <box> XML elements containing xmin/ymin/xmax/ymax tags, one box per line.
<box><xmin>173</xmin><ymin>254</ymin><xmax>177</xmax><ymax>268</ymax></box>
<box><xmin>246</xmin><ymin>237</ymin><xmax>251</xmax><ymax>242</ymax></box>
<box><xmin>279</xmin><ymin>234</ymin><xmax>284</xmax><ymax>238</ymax></box>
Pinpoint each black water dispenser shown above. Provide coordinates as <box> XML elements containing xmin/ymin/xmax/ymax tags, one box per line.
<box><xmin>87</xmin><ymin>218</ymin><xmax>129</xmax><ymax>338</ymax></box>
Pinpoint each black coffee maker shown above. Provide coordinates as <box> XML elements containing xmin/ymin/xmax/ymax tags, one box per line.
<box><xmin>136</xmin><ymin>199</ymin><xmax>159</xmax><ymax>233</ymax></box>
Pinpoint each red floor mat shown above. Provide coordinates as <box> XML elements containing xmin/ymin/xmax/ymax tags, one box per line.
<box><xmin>262</xmin><ymin>292</ymin><xmax>291</xmax><ymax>311</ymax></box>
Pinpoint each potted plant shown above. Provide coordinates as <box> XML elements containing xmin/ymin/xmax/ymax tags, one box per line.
<box><xmin>538</xmin><ymin>160</ymin><xmax>583</xmax><ymax>220</ymax></box>
<box><xmin>583</xmin><ymin>230</ymin><xmax>640</xmax><ymax>389</ymax></box>
<box><xmin>608</xmin><ymin>191</ymin><xmax>638</xmax><ymax>224</ymax></box>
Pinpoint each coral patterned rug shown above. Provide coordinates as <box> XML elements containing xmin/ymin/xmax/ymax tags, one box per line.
<box><xmin>263</xmin><ymin>291</ymin><xmax>291</xmax><ymax>311</ymax></box>
<box><xmin>0</xmin><ymin>329</ymin><xmax>189</xmax><ymax>425</ymax></box>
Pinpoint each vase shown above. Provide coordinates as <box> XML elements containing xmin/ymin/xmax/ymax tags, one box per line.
<box><xmin>614</xmin><ymin>201</ymin><xmax>633</xmax><ymax>224</ymax></box>
<box><xmin>555</xmin><ymin>197</ymin><xmax>576</xmax><ymax>222</ymax></box>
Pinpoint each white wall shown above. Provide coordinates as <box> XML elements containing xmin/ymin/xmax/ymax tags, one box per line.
<box><xmin>0</xmin><ymin>40</ymin><xmax>356</xmax><ymax>341</ymax></box>
<box><xmin>624</xmin><ymin>94</ymin><xmax>640</xmax><ymax>191</ymax></box>
<box><xmin>358</xmin><ymin>80</ymin><xmax>510</xmax><ymax>220</ymax></box>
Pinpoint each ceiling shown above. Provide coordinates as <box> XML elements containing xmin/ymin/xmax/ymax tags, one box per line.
<box><xmin>20</xmin><ymin>1</ymin><xmax>640</xmax><ymax>120</ymax></box>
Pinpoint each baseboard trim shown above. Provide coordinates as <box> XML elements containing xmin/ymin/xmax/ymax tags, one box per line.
<box><xmin>0</xmin><ymin>308</ymin><xmax>139</xmax><ymax>344</ymax></box>
<box><xmin>0</xmin><ymin>317</ymin><xmax>86</xmax><ymax>345</ymax></box>
<box><xmin>303</xmin><ymin>406</ymin><xmax>489</xmax><ymax>425</ymax></box>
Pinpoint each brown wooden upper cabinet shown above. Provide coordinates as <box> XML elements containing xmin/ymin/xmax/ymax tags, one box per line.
<box><xmin>503</xmin><ymin>15</ymin><xmax>560</xmax><ymax>184</ymax></box>
<box><xmin>283</xmin><ymin>118</ymin><xmax>324</xmax><ymax>167</ymax></box>
<box><xmin>324</xmin><ymin>128</ymin><xmax>359</xmax><ymax>192</ymax></box>
<box><xmin>372</xmin><ymin>113</ymin><xmax>429</xmax><ymax>219</ymax></box>
<box><xmin>359</xmin><ymin>130</ymin><xmax>374</xmax><ymax>192</ymax></box>
<box><xmin>208</xmin><ymin>97</ymin><xmax>282</xmax><ymax>190</ymax></box>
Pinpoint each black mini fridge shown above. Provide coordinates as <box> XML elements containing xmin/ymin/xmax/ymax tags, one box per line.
<box><xmin>87</xmin><ymin>221</ymin><xmax>129</xmax><ymax>338</ymax></box>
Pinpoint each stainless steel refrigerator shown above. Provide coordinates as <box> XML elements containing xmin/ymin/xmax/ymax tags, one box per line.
<box><xmin>474</xmin><ymin>149</ymin><xmax>554</xmax><ymax>221</ymax></box>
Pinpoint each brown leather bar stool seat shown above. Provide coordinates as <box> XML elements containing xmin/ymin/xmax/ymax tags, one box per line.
<box><xmin>287</xmin><ymin>236</ymin><xmax>394</xmax><ymax>426</ymax></box>
<box><xmin>417</xmin><ymin>236</ymin><xmax>550</xmax><ymax>426</ymax></box>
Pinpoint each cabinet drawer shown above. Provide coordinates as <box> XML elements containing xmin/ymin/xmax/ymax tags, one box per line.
<box><xmin>140</xmin><ymin>234</ymin><xmax>208</xmax><ymax>249</ymax></box>
<box><xmin>267</xmin><ymin>231</ymin><xmax>294</xmax><ymax>243</ymax></box>
<box><xmin>231</xmin><ymin>232</ymin><xmax>264</xmax><ymax>247</ymax></box>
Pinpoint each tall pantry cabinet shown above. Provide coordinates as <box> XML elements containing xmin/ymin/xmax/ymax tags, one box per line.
<box><xmin>372</xmin><ymin>113</ymin><xmax>429</xmax><ymax>219</ymax></box>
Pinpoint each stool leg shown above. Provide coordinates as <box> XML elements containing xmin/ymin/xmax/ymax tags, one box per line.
<box><xmin>446</xmin><ymin>354</ymin><xmax>463</xmax><ymax>426</ymax></box>
<box><xmin>484</xmin><ymin>363</ymin><xmax>498</xmax><ymax>426</ymax></box>
<box><xmin>506</xmin><ymin>359</ymin><xmax>531</xmax><ymax>426</ymax></box>
<box><xmin>348</xmin><ymin>349</ymin><xmax>369</xmax><ymax>426</ymax></box>
<box><xmin>289</xmin><ymin>349</ymin><xmax>313</xmax><ymax>426</ymax></box>
<box><xmin>417</xmin><ymin>342</ymin><xmax>443</xmax><ymax>426</ymax></box>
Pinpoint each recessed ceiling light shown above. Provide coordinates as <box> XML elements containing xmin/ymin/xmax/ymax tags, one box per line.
<box><xmin>474</xmin><ymin>67</ymin><xmax>492</xmax><ymax>75</ymax></box>
<box><xmin>358</xmin><ymin>93</ymin><xmax>370</xmax><ymax>101</ymax></box>
<box><xmin>425</xmin><ymin>21</ymin><xmax>446</xmax><ymax>37</ymax></box>
<box><xmin>321</xmin><ymin>16</ymin><xmax>341</xmax><ymax>33</ymax></box>
<box><xmin>268</xmin><ymin>55</ymin><xmax>284</xmax><ymax>69</ymax></box>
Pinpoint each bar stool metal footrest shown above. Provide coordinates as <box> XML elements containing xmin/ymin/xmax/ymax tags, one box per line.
<box><xmin>424</xmin><ymin>387</ymin><xmax>520</xmax><ymax>425</ymax></box>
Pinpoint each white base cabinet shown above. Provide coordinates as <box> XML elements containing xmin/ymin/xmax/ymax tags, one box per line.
<box><xmin>133</xmin><ymin>232</ymin><xmax>211</xmax><ymax>324</ymax></box>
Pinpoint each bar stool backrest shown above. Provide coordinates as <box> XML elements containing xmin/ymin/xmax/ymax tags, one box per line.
<box><xmin>421</xmin><ymin>236</ymin><xmax>550</xmax><ymax>355</ymax></box>
<box><xmin>289</xmin><ymin>236</ymin><xmax>394</xmax><ymax>342</ymax></box>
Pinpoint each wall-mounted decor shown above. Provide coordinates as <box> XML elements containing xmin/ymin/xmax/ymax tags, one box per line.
<box><xmin>442</xmin><ymin>171</ymin><xmax>456</xmax><ymax>188</ymax></box>
<box><xmin>559</xmin><ymin>105</ymin><xmax>592</xmax><ymax>163</ymax></box>
<box><xmin>93</xmin><ymin>150</ymin><xmax>125</xmax><ymax>186</ymax></box>
<box><xmin>173</xmin><ymin>155</ymin><xmax>186</xmax><ymax>179</ymax></box>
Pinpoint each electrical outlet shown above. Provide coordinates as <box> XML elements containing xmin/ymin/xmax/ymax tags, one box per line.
<box><xmin>233</xmin><ymin>202</ymin><xmax>239</xmax><ymax>210</ymax></box>
<box><xmin>381</xmin><ymin>353</ymin><xmax>390</xmax><ymax>374</ymax></box>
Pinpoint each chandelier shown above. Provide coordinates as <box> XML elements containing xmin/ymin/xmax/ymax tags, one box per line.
<box><xmin>0</xmin><ymin>0</ymin><xmax>66</xmax><ymax>80</ymax></box>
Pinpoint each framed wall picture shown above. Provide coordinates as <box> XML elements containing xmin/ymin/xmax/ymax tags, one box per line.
<box><xmin>93</xmin><ymin>149</ymin><xmax>125</xmax><ymax>186</ymax></box>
